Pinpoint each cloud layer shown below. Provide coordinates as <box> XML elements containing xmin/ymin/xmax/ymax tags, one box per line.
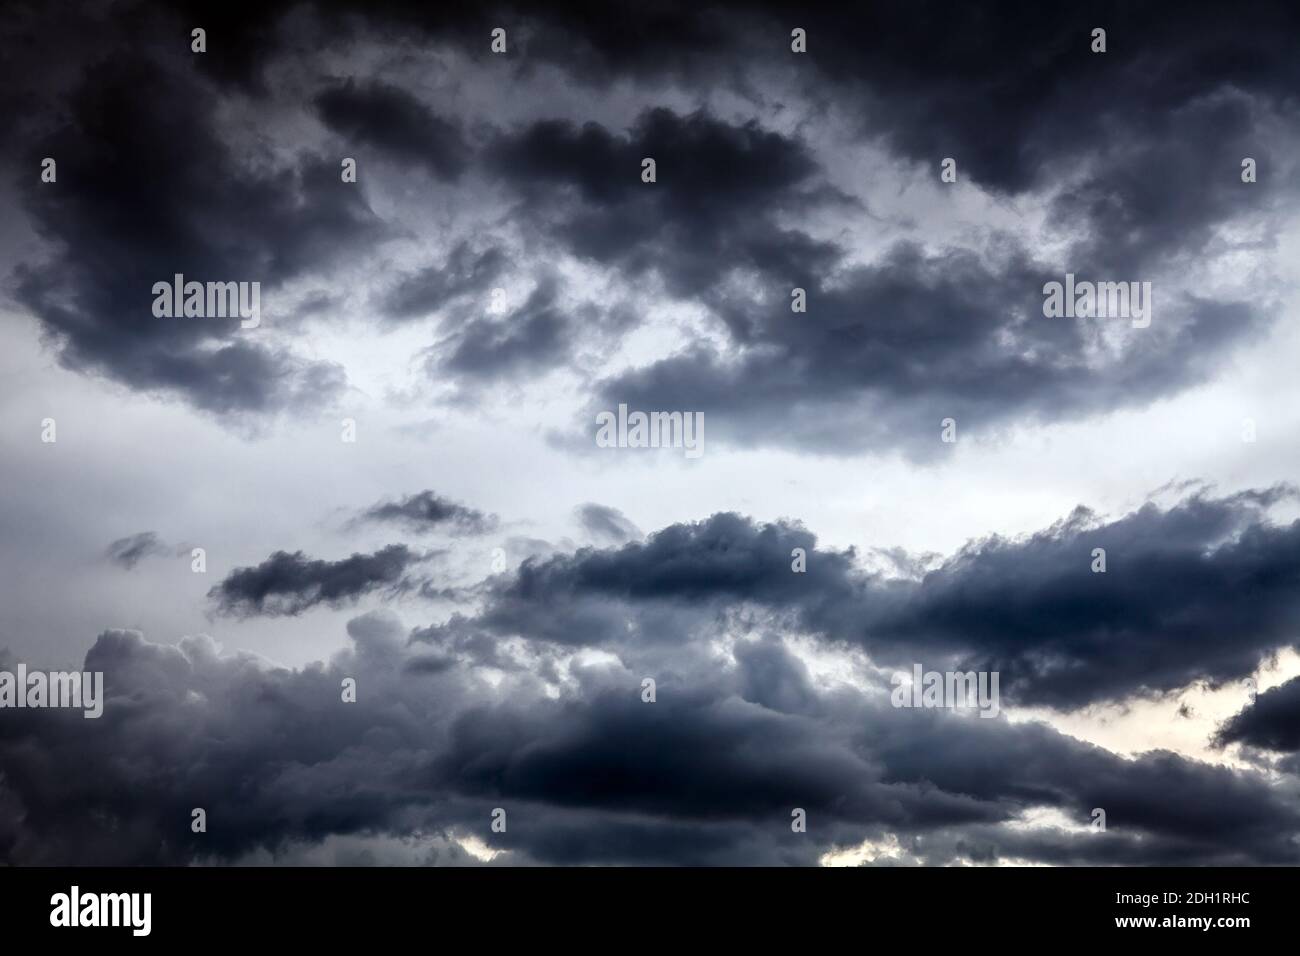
<box><xmin>5</xmin><ymin>485</ymin><xmax>1299</xmax><ymax>865</ymax></box>
<box><xmin>2</xmin><ymin>0</ymin><xmax>1298</xmax><ymax>868</ymax></box>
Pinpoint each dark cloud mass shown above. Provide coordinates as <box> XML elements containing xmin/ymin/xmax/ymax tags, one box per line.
<box><xmin>1216</xmin><ymin>677</ymin><xmax>1300</xmax><ymax>754</ymax></box>
<box><xmin>477</xmin><ymin>93</ymin><xmax>1277</xmax><ymax>452</ymax></box>
<box><xmin>5</xmin><ymin>1</ymin><xmax>1291</xmax><ymax>446</ymax></box>
<box><xmin>315</xmin><ymin>79</ymin><xmax>469</xmax><ymax>180</ymax></box>
<box><xmin>209</xmin><ymin>545</ymin><xmax>427</xmax><ymax>616</ymax></box>
<box><xmin>423</xmin><ymin>488</ymin><xmax>1300</xmax><ymax>709</ymax></box>
<box><xmin>5</xmin><ymin>486</ymin><xmax>1300</xmax><ymax>866</ymax></box>
<box><xmin>593</xmin><ymin>249</ymin><xmax>1264</xmax><ymax>457</ymax></box>
<box><xmin>484</xmin><ymin>108</ymin><xmax>837</xmax><ymax>297</ymax></box>
<box><xmin>379</xmin><ymin>242</ymin><xmax>509</xmax><ymax>322</ymax></box>
<box><xmin>866</xmin><ymin>489</ymin><xmax>1300</xmax><ymax>707</ymax></box>
<box><xmin>2</xmin><ymin>0</ymin><xmax>1299</xmax><ymax>871</ymax></box>
<box><xmin>11</xmin><ymin>56</ymin><xmax>380</xmax><ymax>416</ymax></box>
<box><xmin>5</xmin><ymin>607</ymin><xmax>1300</xmax><ymax>866</ymax></box>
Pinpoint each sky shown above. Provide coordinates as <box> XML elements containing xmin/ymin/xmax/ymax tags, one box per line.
<box><xmin>2</xmin><ymin>0</ymin><xmax>1300</xmax><ymax>866</ymax></box>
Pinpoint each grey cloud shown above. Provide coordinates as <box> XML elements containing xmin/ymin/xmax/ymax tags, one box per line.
<box><xmin>433</xmin><ymin>274</ymin><xmax>575</xmax><ymax>382</ymax></box>
<box><xmin>379</xmin><ymin>243</ymin><xmax>509</xmax><ymax>322</ymax></box>
<box><xmin>575</xmin><ymin>503</ymin><xmax>642</xmax><ymax>545</ymax></box>
<box><xmin>426</xmin><ymin>488</ymin><xmax>1300</xmax><ymax>709</ymax></box>
<box><xmin>591</xmin><ymin>243</ymin><xmax>1267</xmax><ymax>459</ymax></box>
<box><xmin>485</xmin><ymin>108</ymin><xmax>840</xmax><ymax>298</ymax></box>
<box><xmin>105</xmin><ymin>531</ymin><xmax>168</xmax><ymax>570</ymax></box>
<box><xmin>10</xmin><ymin>4</ymin><xmax>1290</xmax><ymax>444</ymax></box>
<box><xmin>5</xmin><ymin>0</ymin><xmax>1300</xmax><ymax>871</ymax></box>
<box><xmin>208</xmin><ymin>545</ymin><xmax>428</xmax><ymax>617</ymax></box>
<box><xmin>10</xmin><ymin>56</ymin><xmax>381</xmax><ymax>417</ymax></box>
<box><xmin>359</xmin><ymin>490</ymin><xmax>498</xmax><ymax>536</ymax></box>
<box><xmin>314</xmin><ymin>78</ymin><xmax>469</xmax><ymax>180</ymax></box>
<box><xmin>472</xmin><ymin>104</ymin><xmax>1276</xmax><ymax>454</ymax></box>
<box><xmin>4</xmin><ymin>620</ymin><xmax>1298</xmax><ymax>866</ymax></box>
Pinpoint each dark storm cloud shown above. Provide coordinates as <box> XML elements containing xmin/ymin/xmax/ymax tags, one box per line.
<box><xmin>767</xmin><ymin>1</ymin><xmax>1300</xmax><ymax>194</ymax></box>
<box><xmin>9</xmin><ymin>55</ymin><xmax>382</xmax><ymax>416</ymax></box>
<box><xmin>864</xmin><ymin>708</ymin><xmax>1300</xmax><ymax>864</ymax></box>
<box><xmin>105</xmin><ymin>531</ymin><xmax>168</xmax><ymax>570</ymax></box>
<box><xmin>422</xmin><ymin>272</ymin><xmax>642</xmax><ymax>386</ymax></box>
<box><xmin>485</xmin><ymin>108</ymin><xmax>840</xmax><ymax>297</ymax></box>
<box><xmin>8</xmin><ymin>1</ymin><xmax>1290</xmax><ymax>440</ymax></box>
<box><xmin>314</xmin><ymin>79</ymin><xmax>469</xmax><ymax>180</ymax></box>
<box><xmin>476</xmin><ymin>102</ymin><xmax>1273</xmax><ymax>454</ymax></box>
<box><xmin>120</xmin><ymin>0</ymin><xmax>1297</xmax><ymax>271</ymax></box>
<box><xmin>137</xmin><ymin>0</ymin><xmax>729</xmax><ymax>94</ymax></box>
<box><xmin>439</xmin><ymin>644</ymin><xmax>1300</xmax><ymax>865</ymax></box>
<box><xmin>0</xmin><ymin>626</ymin><xmax>453</xmax><ymax>865</ymax></box>
<box><xmin>434</xmin><ymin>274</ymin><xmax>574</xmax><ymax>382</ymax></box>
<box><xmin>1215</xmin><ymin>676</ymin><xmax>1300</xmax><ymax>754</ymax></box>
<box><xmin>379</xmin><ymin>243</ymin><xmax>509</xmax><ymax>322</ymax></box>
<box><xmin>359</xmin><ymin>490</ymin><xmax>498</xmax><ymax>535</ymax></box>
<box><xmin>592</xmin><ymin>247</ymin><xmax>1265</xmax><ymax>457</ymax></box>
<box><xmin>208</xmin><ymin>544</ymin><xmax>427</xmax><ymax>616</ymax></box>
<box><xmin>151</xmin><ymin>0</ymin><xmax>1300</xmax><ymax>139</ymax></box>
<box><xmin>464</xmin><ymin>5</ymin><xmax>1285</xmax><ymax>452</ymax></box>
<box><xmin>1044</xmin><ymin>88</ymin><xmax>1284</xmax><ymax>278</ymax></box>
<box><xmin>421</xmin><ymin>487</ymin><xmax>1300</xmax><ymax>708</ymax></box>
<box><xmin>409</xmin><ymin>510</ymin><xmax>837</xmax><ymax>653</ymax></box>
<box><xmin>4</xmin><ymin>617</ymin><xmax>1298</xmax><ymax>866</ymax></box>
<box><xmin>145</xmin><ymin>0</ymin><xmax>502</xmax><ymax>90</ymax></box>
<box><xmin>867</xmin><ymin>487</ymin><xmax>1300</xmax><ymax>708</ymax></box>
<box><xmin>446</xmin><ymin>1</ymin><xmax>1299</xmax><ymax>195</ymax></box>
<box><xmin>575</xmin><ymin>503</ymin><xmax>642</xmax><ymax>544</ymax></box>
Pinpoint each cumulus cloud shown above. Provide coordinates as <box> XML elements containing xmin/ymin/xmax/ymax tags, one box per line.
<box><xmin>1216</xmin><ymin>676</ymin><xmax>1300</xmax><ymax>753</ymax></box>
<box><xmin>6</xmin><ymin>2</ymin><xmax>1292</xmax><ymax>449</ymax></box>
<box><xmin>5</xmin><ymin>616</ymin><xmax>1300</xmax><ymax>866</ymax></box>
<box><xmin>11</xmin><ymin>56</ymin><xmax>380</xmax><ymax>417</ymax></box>
<box><xmin>419</xmin><ymin>488</ymin><xmax>1300</xmax><ymax>708</ymax></box>
<box><xmin>4</xmin><ymin>0</ymin><xmax>1300</xmax><ymax>871</ymax></box>
<box><xmin>7</xmin><ymin>486</ymin><xmax>1300</xmax><ymax>865</ymax></box>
